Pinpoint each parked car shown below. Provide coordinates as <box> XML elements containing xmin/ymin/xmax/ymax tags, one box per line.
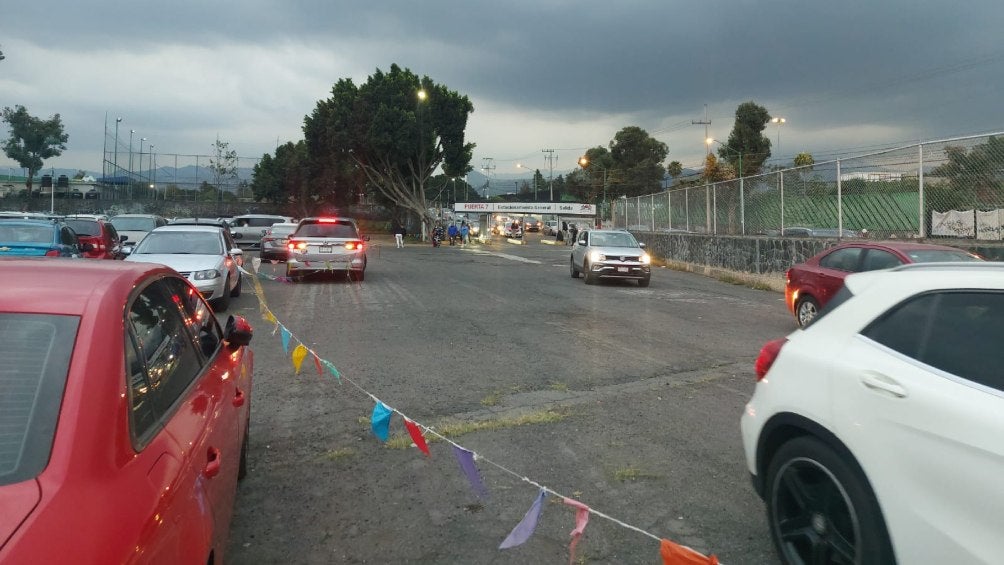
<box><xmin>170</xmin><ymin>217</ymin><xmax>234</xmax><ymax>238</ymax></box>
<box><xmin>523</xmin><ymin>217</ymin><xmax>542</xmax><ymax>232</ymax></box>
<box><xmin>0</xmin><ymin>259</ymin><xmax>253</xmax><ymax>564</ymax></box>
<box><xmin>742</xmin><ymin>262</ymin><xmax>1004</xmax><ymax>565</ymax></box>
<box><xmin>569</xmin><ymin>228</ymin><xmax>651</xmax><ymax>287</ymax></box>
<box><xmin>228</xmin><ymin>214</ymin><xmax>294</xmax><ymax>248</ymax></box>
<box><xmin>286</xmin><ymin>217</ymin><xmax>368</xmax><ymax>282</ymax></box>
<box><xmin>109</xmin><ymin>213</ymin><xmax>169</xmax><ymax>247</ymax></box>
<box><xmin>543</xmin><ymin>220</ymin><xmax>560</xmax><ymax>236</ymax></box>
<box><xmin>259</xmin><ymin>222</ymin><xmax>298</xmax><ymax>261</ymax></box>
<box><xmin>125</xmin><ymin>225</ymin><xmax>243</xmax><ymax>311</ymax></box>
<box><xmin>785</xmin><ymin>241</ymin><xmax>983</xmax><ymax>327</ymax></box>
<box><xmin>0</xmin><ymin>218</ymin><xmax>88</xmax><ymax>257</ymax></box>
<box><xmin>63</xmin><ymin>216</ymin><xmax>125</xmax><ymax>259</ymax></box>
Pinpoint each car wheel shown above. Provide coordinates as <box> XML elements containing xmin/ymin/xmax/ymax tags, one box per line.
<box><xmin>213</xmin><ymin>278</ymin><xmax>231</xmax><ymax>311</ymax></box>
<box><xmin>231</xmin><ymin>272</ymin><xmax>242</xmax><ymax>297</ymax></box>
<box><xmin>570</xmin><ymin>257</ymin><xmax>579</xmax><ymax>278</ymax></box>
<box><xmin>766</xmin><ymin>436</ymin><xmax>894</xmax><ymax>565</ymax></box>
<box><xmin>637</xmin><ymin>276</ymin><xmax>650</xmax><ymax>288</ymax></box>
<box><xmin>796</xmin><ymin>296</ymin><xmax>820</xmax><ymax>327</ymax></box>
<box><xmin>583</xmin><ymin>262</ymin><xmax>597</xmax><ymax>285</ymax></box>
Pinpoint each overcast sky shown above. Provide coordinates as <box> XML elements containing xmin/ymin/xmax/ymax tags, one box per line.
<box><xmin>2</xmin><ymin>0</ymin><xmax>1003</xmax><ymax>179</ymax></box>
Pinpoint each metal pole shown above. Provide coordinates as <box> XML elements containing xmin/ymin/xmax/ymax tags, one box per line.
<box><xmin>685</xmin><ymin>188</ymin><xmax>690</xmax><ymax>232</ymax></box>
<box><xmin>739</xmin><ymin>153</ymin><xmax>745</xmax><ymax>235</ymax></box>
<box><xmin>713</xmin><ymin>184</ymin><xmax>718</xmax><ymax>234</ymax></box>
<box><xmin>650</xmin><ymin>193</ymin><xmax>655</xmax><ymax>232</ymax></box>
<box><xmin>113</xmin><ymin>118</ymin><xmax>121</xmax><ymax>197</ymax></box>
<box><xmin>667</xmin><ymin>190</ymin><xmax>672</xmax><ymax>231</ymax></box>
<box><xmin>837</xmin><ymin>160</ymin><xmax>843</xmax><ymax>238</ymax></box>
<box><xmin>779</xmin><ymin>171</ymin><xmax>785</xmax><ymax>235</ymax></box>
<box><xmin>918</xmin><ymin>144</ymin><xmax>925</xmax><ymax>238</ymax></box>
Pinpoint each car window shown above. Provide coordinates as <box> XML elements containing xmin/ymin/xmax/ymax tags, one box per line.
<box><xmin>906</xmin><ymin>249</ymin><xmax>983</xmax><ymax>263</ymax></box>
<box><xmin>164</xmin><ymin>277</ymin><xmax>224</xmax><ymax>358</ymax></box>
<box><xmin>135</xmin><ymin>231</ymin><xmax>223</xmax><ymax>255</ymax></box>
<box><xmin>60</xmin><ymin>227</ymin><xmax>77</xmax><ymax>246</ymax></box>
<box><xmin>819</xmin><ymin>247</ymin><xmax>862</xmax><ymax>272</ymax></box>
<box><xmin>296</xmin><ymin>221</ymin><xmax>358</xmax><ymax>238</ymax></box>
<box><xmin>862</xmin><ymin>291</ymin><xmax>1004</xmax><ymax>391</ymax></box>
<box><xmin>589</xmin><ymin>232</ymin><xmax>638</xmax><ymax>247</ymax></box>
<box><xmin>250</xmin><ymin>217</ymin><xmax>279</xmax><ymax>227</ymax></box>
<box><xmin>64</xmin><ymin>219</ymin><xmax>100</xmax><ymax>236</ymax></box>
<box><xmin>127</xmin><ymin>281</ymin><xmax>204</xmax><ymax>430</ymax></box>
<box><xmin>0</xmin><ymin>314</ymin><xmax>78</xmax><ymax>485</ymax></box>
<box><xmin>861</xmin><ymin>249</ymin><xmax>902</xmax><ymax>271</ymax></box>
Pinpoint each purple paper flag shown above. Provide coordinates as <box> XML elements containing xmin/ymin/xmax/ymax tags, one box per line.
<box><xmin>453</xmin><ymin>446</ymin><xmax>489</xmax><ymax>499</ymax></box>
<box><xmin>280</xmin><ymin>326</ymin><xmax>292</xmax><ymax>353</ymax></box>
<box><xmin>499</xmin><ymin>490</ymin><xmax>548</xmax><ymax>549</ymax></box>
<box><xmin>370</xmin><ymin>401</ymin><xmax>392</xmax><ymax>442</ymax></box>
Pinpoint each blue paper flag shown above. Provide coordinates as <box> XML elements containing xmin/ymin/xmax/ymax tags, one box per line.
<box><xmin>370</xmin><ymin>401</ymin><xmax>392</xmax><ymax>442</ymax></box>
<box><xmin>453</xmin><ymin>446</ymin><xmax>489</xmax><ymax>499</ymax></box>
<box><xmin>280</xmin><ymin>326</ymin><xmax>292</xmax><ymax>353</ymax></box>
<box><xmin>499</xmin><ymin>489</ymin><xmax>548</xmax><ymax>549</ymax></box>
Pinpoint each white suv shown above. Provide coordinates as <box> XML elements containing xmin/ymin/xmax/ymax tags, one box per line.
<box><xmin>229</xmin><ymin>214</ymin><xmax>293</xmax><ymax>248</ymax></box>
<box><xmin>741</xmin><ymin>262</ymin><xmax>1004</xmax><ymax>564</ymax></box>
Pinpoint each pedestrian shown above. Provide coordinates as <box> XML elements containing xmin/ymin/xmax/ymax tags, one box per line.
<box><xmin>447</xmin><ymin>223</ymin><xmax>459</xmax><ymax>245</ymax></box>
<box><xmin>570</xmin><ymin>223</ymin><xmax>579</xmax><ymax>244</ymax></box>
<box><xmin>460</xmin><ymin>222</ymin><xmax>470</xmax><ymax>247</ymax></box>
<box><xmin>561</xmin><ymin>221</ymin><xmax>569</xmax><ymax>245</ymax></box>
<box><xmin>393</xmin><ymin>222</ymin><xmax>406</xmax><ymax>248</ymax></box>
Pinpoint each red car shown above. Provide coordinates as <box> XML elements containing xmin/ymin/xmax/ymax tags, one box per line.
<box><xmin>785</xmin><ymin>241</ymin><xmax>982</xmax><ymax>326</ymax></box>
<box><xmin>64</xmin><ymin>217</ymin><xmax>126</xmax><ymax>259</ymax></box>
<box><xmin>0</xmin><ymin>259</ymin><xmax>253</xmax><ymax>563</ymax></box>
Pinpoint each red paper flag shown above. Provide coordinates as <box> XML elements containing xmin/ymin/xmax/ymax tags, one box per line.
<box><xmin>404</xmin><ymin>418</ymin><xmax>431</xmax><ymax>456</ymax></box>
<box><xmin>313</xmin><ymin>353</ymin><xmax>323</xmax><ymax>376</ymax></box>
<box><xmin>660</xmin><ymin>539</ymin><xmax>719</xmax><ymax>565</ymax></box>
<box><xmin>562</xmin><ymin>497</ymin><xmax>590</xmax><ymax>565</ymax></box>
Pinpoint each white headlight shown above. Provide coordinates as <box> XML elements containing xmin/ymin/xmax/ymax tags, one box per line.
<box><xmin>589</xmin><ymin>250</ymin><xmax>604</xmax><ymax>262</ymax></box>
<box><xmin>194</xmin><ymin>269</ymin><xmax>221</xmax><ymax>280</ymax></box>
<box><xmin>641</xmin><ymin>253</ymin><xmax>651</xmax><ymax>265</ymax></box>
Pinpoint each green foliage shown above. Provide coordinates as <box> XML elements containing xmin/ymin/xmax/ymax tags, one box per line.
<box><xmin>609</xmin><ymin>126</ymin><xmax>668</xmax><ymax>196</ymax></box>
<box><xmin>2</xmin><ymin>105</ymin><xmax>68</xmax><ymax>191</ymax></box>
<box><xmin>721</xmin><ymin>101</ymin><xmax>771</xmax><ymax>176</ymax></box>
<box><xmin>929</xmin><ymin>136</ymin><xmax>1004</xmax><ymax>208</ymax></box>
<box><xmin>666</xmin><ymin>160</ymin><xmax>683</xmax><ymax>179</ymax></box>
<box><xmin>793</xmin><ymin>152</ymin><xmax>815</xmax><ymax>168</ymax></box>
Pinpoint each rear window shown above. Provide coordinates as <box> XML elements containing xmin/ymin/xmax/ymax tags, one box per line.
<box><xmin>0</xmin><ymin>224</ymin><xmax>53</xmax><ymax>244</ymax></box>
<box><xmin>295</xmin><ymin>221</ymin><xmax>358</xmax><ymax>238</ymax></box>
<box><xmin>111</xmin><ymin>217</ymin><xmax>158</xmax><ymax>231</ymax></box>
<box><xmin>0</xmin><ymin>314</ymin><xmax>78</xmax><ymax>485</ymax></box>
<box><xmin>907</xmin><ymin>249</ymin><xmax>982</xmax><ymax>262</ymax></box>
<box><xmin>64</xmin><ymin>219</ymin><xmax>101</xmax><ymax>236</ymax></box>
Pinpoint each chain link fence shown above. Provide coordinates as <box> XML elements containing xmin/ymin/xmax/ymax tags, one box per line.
<box><xmin>614</xmin><ymin>132</ymin><xmax>1004</xmax><ymax>240</ymax></box>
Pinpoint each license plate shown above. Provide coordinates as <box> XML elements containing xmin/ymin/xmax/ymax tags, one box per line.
<box><xmin>617</xmin><ymin>267</ymin><xmax>629</xmax><ymax>273</ymax></box>
<box><xmin>319</xmin><ymin>246</ymin><xmax>332</xmax><ymax>253</ymax></box>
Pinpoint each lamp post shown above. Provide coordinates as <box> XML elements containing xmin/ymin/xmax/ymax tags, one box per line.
<box><xmin>516</xmin><ymin>163</ymin><xmax>538</xmax><ymax>201</ymax></box>
<box><xmin>577</xmin><ymin>157</ymin><xmax>609</xmax><ymax>224</ymax></box>
<box><xmin>706</xmin><ymin>138</ymin><xmax>745</xmax><ymax>235</ymax></box>
<box><xmin>771</xmin><ymin>117</ymin><xmax>786</xmax><ymax>162</ymax></box>
<box><xmin>139</xmin><ymin>138</ymin><xmax>147</xmax><ymax>182</ymax></box>
<box><xmin>113</xmin><ymin>117</ymin><xmax>122</xmax><ymax>187</ymax></box>
<box><xmin>149</xmin><ymin>145</ymin><xmax>155</xmax><ymax>198</ymax></box>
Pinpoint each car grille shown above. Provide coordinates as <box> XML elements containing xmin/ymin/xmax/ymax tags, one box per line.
<box><xmin>177</xmin><ymin>271</ymin><xmax>192</xmax><ymax>277</ymax></box>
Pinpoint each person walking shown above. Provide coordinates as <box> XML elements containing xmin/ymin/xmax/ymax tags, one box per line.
<box><xmin>460</xmin><ymin>222</ymin><xmax>470</xmax><ymax>247</ymax></box>
<box><xmin>569</xmin><ymin>223</ymin><xmax>579</xmax><ymax>245</ymax></box>
<box><xmin>561</xmin><ymin>221</ymin><xmax>569</xmax><ymax>245</ymax></box>
<box><xmin>447</xmin><ymin>223</ymin><xmax>459</xmax><ymax>245</ymax></box>
<box><xmin>393</xmin><ymin>222</ymin><xmax>406</xmax><ymax>248</ymax></box>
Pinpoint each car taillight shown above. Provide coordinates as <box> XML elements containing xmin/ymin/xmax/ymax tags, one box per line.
<box><xmin>754</xmin><ymin>338</ymin><xmax>788</xmax><ymax>381</ymax></box>
<box><xmin>288</xmin><ymin>242</ymin><xmax>308</xmax><ymax>251</ymax></box>
<box><xmin>44</xmin><ymin>249</ymin><xmax>61</xmax><ymax>257</ymax></box>
<box><xmin>345</xmin><ymin>242</ymin><xmax>363</xmax><ymax>250</ymax></box>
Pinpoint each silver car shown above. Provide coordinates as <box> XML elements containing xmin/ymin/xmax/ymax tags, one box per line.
<box><xmin>569</xmin><ymin>229</ymin><xmax>651</xmax><ymax>287</ymax></box>
<box><xmin>125</xmin><ymin>225</ymin><xmax>243</xmax><ymax>310</ymax></box>
<box><xmin>286</xmin><ymin>217</ymin><xmax>369</xmax><ymax>282</ymax></box>
<box><xmin>229</xmin><ymin>214</ymin><xmax>294</xmax><ymax>248</ymax></box>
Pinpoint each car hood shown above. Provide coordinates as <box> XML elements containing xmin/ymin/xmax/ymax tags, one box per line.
<box><xmin>592</xmin><ymin>246</ymin><xmax>646</xmax><ymax>257</ymax></box>
<box><xmin>0</xmin><ymin>479</ymin><xmax>41</xmax><ymax>549</ymax></box>
<box><xmin>126</xmin><ymin>253</ymin><xmax>224</xmax><ymax>273</ymax></box>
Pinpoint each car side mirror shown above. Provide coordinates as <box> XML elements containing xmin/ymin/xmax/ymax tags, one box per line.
<box><xmin>79</xmin><ymin>242</ymin><xmax>94</xmax><ymax>252</ymax></box>
<box><xmin>225</xmin><ymin>315</ymin><xmax>254</xmax><ymax>349</ymax></box>
<box><xmin>119</xmin><ymin>234</ymin><xmax>128</xmax><ymax>242</ymax></box>
<box><xmin>121</xmin><ymin>246</ymin><xmax>133</xmax><ymax>255</ymax></box>
<box><xmin>639</xmin><ymin>242</ymin><xmax>647</xmax><ymax>249</ymax></box>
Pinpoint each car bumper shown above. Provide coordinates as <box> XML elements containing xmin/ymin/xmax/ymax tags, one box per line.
<box><xmin>189</xmin><ymin>277</ymin><xmax>226</xmax><ymax>299</ymax></box>
<box><xmin>287</xmin><ymin>255</ymin><xmax>365</xmax><ymax>272</ymax></box>
<box><xmin>588</xmin><ymin>263</ymin><xmax>651</xmax><ymax>279</ymax></box>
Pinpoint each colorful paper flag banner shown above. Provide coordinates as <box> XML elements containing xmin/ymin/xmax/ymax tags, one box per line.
<box><xmin>280</xmin><ymin>326</ymin><xmax>292</xmax><ymax>353</ymax></box>
<box><xmin>291</xmin><ymin>344</ymin><xmax>308</xmax><ymax>374</ymax></box>
<box><xmin>660</xmin><ymin>539</ymin><xmax>720</xmax><ymax>565</ymax></box>
<box><xmin>313</xmin><ymin>353</ymin><xmax>324</xmax><ymax>377</ymax></box>
<box><xmin>322</xmin><ymin>359</ymin><xmax>341</xmax><ymax>381</ymax></box>
<box><xmin>453</xmin><ymin>446</ymin><xmax>489</xmax><ymax>499</ymax></box>
<box><xmin>499</xmin><ymin>490</ymin><xmax>548</xmax><ymax>549</ymax></box>
<box><xmin>563</xmin><ymin>497</ymin><xmax>591</xmax><ymax>565</ymax></box>
<box><xmin>404</xmin><ymin>418</ymin><xmax>431</xmax><ymax>457</ymax></box>
<box><xmin>371</xmin><ymin>401</ymin><xmax>392</xmax><ymax>442</ymax></box>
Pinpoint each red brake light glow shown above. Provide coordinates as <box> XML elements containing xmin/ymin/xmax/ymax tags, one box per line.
<box><xmin>345</xmin><ymin>242</ymin><xmax>362</xmax><ymax>250</ymax></box>
<box><xmin>45</xmin><ymin>249</ymin><xmax>61</xmax><ymax>257</ymax></box>
<box><xmin>755</xmin><ymin>338</ymin><xmax>788</xmax><ymax>381</ymax></box>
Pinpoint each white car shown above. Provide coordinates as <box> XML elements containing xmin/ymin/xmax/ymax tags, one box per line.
<box><xmin>741</xmin><ymin>262</ymin><xmax>1004</xmax><ymax>564</ymax></box>
<box><xmin>109</xmin><ymin>213</ymin><xmax>169</xmax><ymax>247</ymax></box>
<box><xmin>125</xmin><ymin>225</ymin><xmax>243</xmax><ymax>311</ymax></box>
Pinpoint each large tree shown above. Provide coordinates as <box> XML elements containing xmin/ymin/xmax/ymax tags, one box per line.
<box><xmin>608</xmin><ymin>126</ymin><xmax>668</xmax><ymax>196</ymax></box>
<box><xmin>719</xmin><ymin>101</ymin><xmax>771</xmax><ymax>177</ymax></box>
<box><xmin>929</xmin><ymin>135</ymin><xmax>1004</xmax><ymax>208</ymax></box>
<box><xmin>304</xmin><ymin>64</ymin><xmax>475</xmax><ymax>235</ymax></box>
<box><xmin>2</xmin><ymin>105</ymin><xmax>68</xmax><ymax>192</ymax></box>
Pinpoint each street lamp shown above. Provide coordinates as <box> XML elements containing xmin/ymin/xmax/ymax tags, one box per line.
<box><xmin>771</xmin><ymin>117</ymin><xmax>786</xmax><ymax>161</ymax></box>
<box><xmin>113</xmin><ymin>117</ymin><xmax>122</xmax><ymax>183</ymax></box>
<box><xmin>149</xmin><ymin>145</ymin><xmax>155</xmax><ymax>197</ymax></box>
<box><xmin>577</xmin><ymin>157</ymin><xmax>610</xmax><ymax>224</ymax></box>
<box><xmin>706</xmin><ymin>137</ymin><xmax>745</xmax><ymax>235</ymax></box>
<box><xmin>516</xmin><ymin>163</ymin><xmax>538</xmax><ymax>201</ymax></box>
<box><xmin>128</xmin><ymin>130</ymin><xmax>135</xmax><ymax>178</ymax></box>
<box><xmin>139</xmin><ymin>138</ymin><xmax>147</xmax><ymax>180</ymax></box>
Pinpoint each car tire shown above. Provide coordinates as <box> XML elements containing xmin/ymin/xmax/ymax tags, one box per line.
<box><xmin>637</xmin><ymin>276</ymin><xmax>650</xmax><ymax>288</ymax></box>
<box><xmin>231</xmin><ymin>273</ymin><xmax>242</xmax><ymax>297</ymax></box>
<box><xmin>766</xmin><ymin>436</ymin><xmax>894</xmax><ymax>565</ymax></box>
<box><xmin>796</xmin><ymin>296</ymin><xmax>820</xmax><ymax>327</ymax></box>
<box><xmin>570</xmin><ymin>257</ymin><xmax>579</xmax><ymax>278</ymax></box>
<box><xmin>583</xmin><ymin>262</ymin><xmax>596</xmax><ymax>285</ymax></box>
<box><xmin>213</xmin><ymin>278</ymin><xmax>231</xmax><ymax>311</ymax></box>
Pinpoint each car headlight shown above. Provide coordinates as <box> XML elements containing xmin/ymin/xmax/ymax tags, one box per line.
<box><xmin>641</xmin><ymin>253</ymin><xmax>651</xmax><ymax>265</ymax></box>
<box><xmin>194</xmin><ymin>269</ymin><xmax>221</xmax><ymax>280</ymax></box>
<box><xmin>589</xmin><ymin>250</ymin><xmax>604</xmax><ymax>262</ymax></box>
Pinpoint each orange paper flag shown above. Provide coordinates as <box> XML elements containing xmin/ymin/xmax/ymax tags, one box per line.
<box><xmin>660</xmin><ymin>538</ymin><xmax>719</xmax><ymax>565</ymax></box>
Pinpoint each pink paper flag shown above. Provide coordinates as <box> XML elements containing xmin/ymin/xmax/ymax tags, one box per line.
<box><xmin>562</xmin><ymin>497</ymin><xmax>591</xmax><ymax>565</ymax></box>
<box><xmin>313</xmin><ymin>353</ymin><xmax>323</xmax><ymax>376</ymax></box>
<box><xmin>403</xmin><ymin>418</ymin><xmax>431</xmax><ymax>456</ymax></box>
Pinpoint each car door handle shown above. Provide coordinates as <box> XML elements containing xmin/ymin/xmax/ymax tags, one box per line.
<box><xmin>233</xmin><ymin>387</ymin><xmax>245</xmax><ymax>408</ymax></box>
<box><xmin>204</xmin><ymin>447</ymin><xmax>222</xmax><ymax>478</ymax></box>
<box><xmin>860</xmin><ymin>372</ymin><xmax>908</xmax><ymax>398</ymax></box>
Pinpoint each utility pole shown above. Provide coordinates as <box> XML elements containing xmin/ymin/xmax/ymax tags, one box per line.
<box><xmin>481</xmin><ymin>157</ymin><xmax>495</xmax><ymax>199</ymax></box>
<box><xmin>693</xmin><ymin>104</ymin><xmax>712</xmax><ymax>231</ymax></box>
<box><xmin>542</xmin><ymin>148</ymin><xmax>555</xmax><ymax>201</ymax></box>
<box><xmin>692</xmin><ymin>104</ymin><xmax>711</xmax><ymax>154</ymax></box>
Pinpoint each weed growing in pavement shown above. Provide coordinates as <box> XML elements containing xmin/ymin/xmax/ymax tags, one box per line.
<box><xmin>548</xmin><ymin>381</ymin><xmax>569</xmax><ymax>392</ymax></box>
<box><xmin>480</xmin><ymin>390</ymin><xmax>503</xmax><ymax>406</ymax></box>
<box><xmin>612</xmin><ymin>465</ymin><xmax>661</xmax><ymax>482</ymax></box>
<box><xmin>384</xmin><ymin>409</ymin><xmax>571</xmax><ymax>450</ymax></box>
<box><xmin>650</xmin><ymin>257</ymin><xmax>783</xmax><ymax>292</ymax></box>
<box><xmin>322</xmin><ymin>448</ymin><xmax>356</xmax><ymax>460</ymax></box>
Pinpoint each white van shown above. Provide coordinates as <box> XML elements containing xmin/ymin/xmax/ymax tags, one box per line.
<box><xmin>229</xmin><ymin>214</ymin><xmax>294</xmax><ymax>248</ymax></box>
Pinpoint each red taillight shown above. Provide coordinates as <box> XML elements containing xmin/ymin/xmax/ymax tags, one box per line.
<box><xmin>288</xmin><ymin>242</ymin><xmax>308</xmax><ymax>251</ymax></box>
<box><xmin>345</xmin><ymin>241</ymin><xmax>363</xmax><ymax>250</ymax></box>
<box><xmin>755</xmin><ymin>338</ymin><xmax>788</xmax><ymax>381</ymax></box>
<box><xmin>44</xmin><ymin>249</ymin><xmax>61</xmax><ymax>257</ymax></box>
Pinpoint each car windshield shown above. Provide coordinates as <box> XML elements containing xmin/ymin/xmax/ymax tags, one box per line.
<box><xmin>0</xmin><ymin>313</ymin><xmax>78</xmax><ymax>486</ymax></box>
<box><xmin>590</xmin><ymin>232</ymin><xmax>639</xmax><ymax>247</ymax></box>
<box><xmin>64</xmin><ymin>219</ymin><xmax>100</xmax><ymax>236</ymax></box>
<box><xmin>0</xmin><ymin>224</ymin><xmax>53</xmax><ymax>243</ymax></box>
<box><xmin>270</xmin><ymin>225</ymin><xmax>297</xmax><ymax>236</ymax></box>
<box><xmin>134</xmin><ymin>231</ymin><xmax>223</xmax><ymax>255</ymax></box>
<box><xmin>111</xmin><ymin>217</ymin><xmax>157</xmax><ymax>231</ymax></box>
<box><xmin>908</xmin><ymin>249</ymin><xmax>982</xmax><ymax>262</ymax></box>
<box><xmin>295</xmin><ymin>222</ymin><xmax>358</xmax><ymax>238</ymax></box>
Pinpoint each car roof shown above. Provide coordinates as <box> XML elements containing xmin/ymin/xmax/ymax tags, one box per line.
<box><xmin>830</xmin><ymin>240</ymin><xmax>968</xmax><ymax>252</ymax></box>
<box><xmin>111</xmin><ymin>213</ymin><xmax>164</xmax><ymax>218</ymax></box>
<box><xmin>0</xmin><ymin>218</ymin><xmax>61</xmax><ymax>226</ymax></box>
<box><xmin>0</xmin><ymin>259</ymin><xmax>174</xmax><ymax>316</ymax></box>
<box><xmin>149</xmin><ymin>225</ymin><xmax>225</xmax><ymax>234</ymax></box>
